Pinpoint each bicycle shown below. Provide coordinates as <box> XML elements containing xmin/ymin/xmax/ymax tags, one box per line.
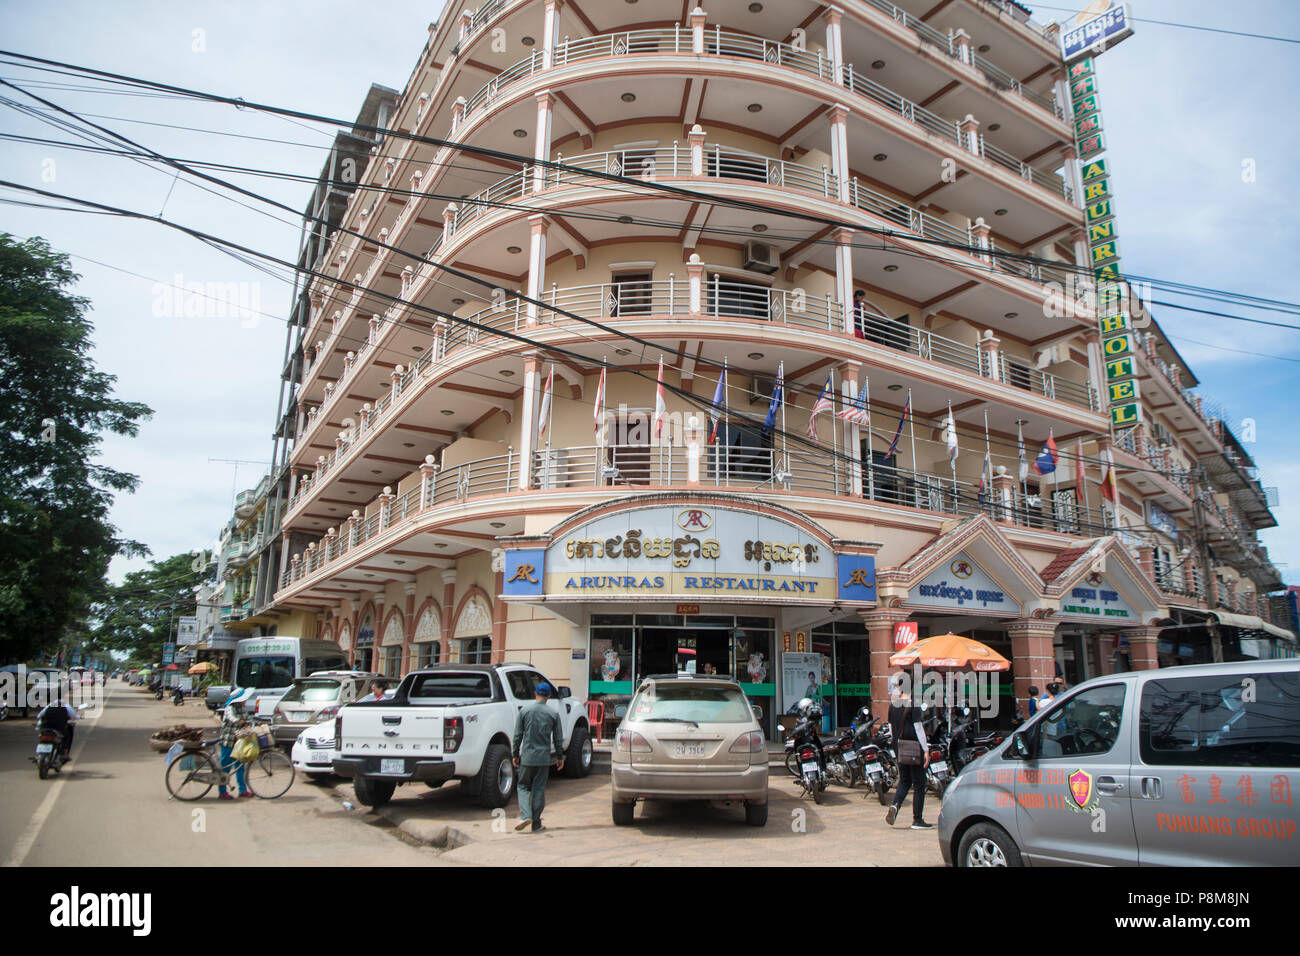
<box><xmin>164</xmin><ymin>728</ymin><xmax>295</xmax><ymax>801</ymax></box>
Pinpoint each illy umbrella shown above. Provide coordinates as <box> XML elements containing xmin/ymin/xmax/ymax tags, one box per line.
<box><xmin>890</xmin><ymin>633</ymin><xmax>1010</xmax><ymax>672</ymax></box>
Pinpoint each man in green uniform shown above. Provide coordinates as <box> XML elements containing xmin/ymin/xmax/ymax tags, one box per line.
<box><xmin>512</xmin><ymin>682</ymin><xmax>565</xmax><ymax>832</ymax></box>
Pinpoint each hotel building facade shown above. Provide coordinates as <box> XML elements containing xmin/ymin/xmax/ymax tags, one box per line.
<box><xmin>267</xmin><ymin>0</ymin><xmax>1290</xmax><ymax>738</ymax></box>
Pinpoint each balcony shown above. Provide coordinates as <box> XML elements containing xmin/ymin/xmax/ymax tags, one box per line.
<box><xmin>233</xmin><ymin>489</ymin><xmax>257</xmax><ymax>519</ymax></box>
<box><xmin>280</xmin><ymin>442</ymin><xmax>1115</xmax><ymax>593</ymax></box>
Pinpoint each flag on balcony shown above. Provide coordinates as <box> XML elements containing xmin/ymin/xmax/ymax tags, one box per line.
<box><xmin>1034</xmin><ymin>432</ymin><xmax>1059</xmax><ymax>475</ymax></box>
<box><xmin>835</xmin><ymin>377</ymin><xmax>868</xmax><ymax>425</ymax></box>
<box><xmin>944</xmin><ymin>404</ymin><xmax>959</xmax><ymax>467</ymax></box>
<box><xmin>885</xmin><ymin>392</ymin><xmax>910</xmax><ymax>458</ymax></box>
<box><xmin>1100</xmin><ymin>447</ymin><xmax>1118</xmax><ymax>502</ymax></box>
<box><xmin>978</xmin><ymin>451</ymin><xmax>992</xmax><ymax>505</ymax></box>
<box><xmin>807</xmin><ymin>374</ymin><xmax>834</xmax><ymax>440</ymax></box>
<box><xmin>593</xmin><ymin>364</ymin><xmax>606</xmax><ymax>436</ymax></box>
<box><xmin>708</xmin><ymin>363</ymin><xmax>727</xmax><ymax>444</ymax></box>
<box><xmin>1075</xmin><ymin>439</ymin><xmax>1087</xmax><ymax>493</ymax></box>
<box><xmin>536</xmin><ymin>365</ymin><xmax>554</xmax><ymax>441</ymax></box>
<box><xmin>653</xmin><ymin>357</ymin><xmax>667</xmax><ymax>439</ymax></box>
<box><xmin>763</xmin><ymin>363</ymin><xmax>784</xmax><ymax>432</ymax></box>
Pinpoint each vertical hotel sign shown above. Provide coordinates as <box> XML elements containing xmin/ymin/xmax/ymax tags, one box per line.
<box><xmin>1063</xmin><ymin>12</ymin><xmax>1140</xmax><ymax>434</ymax></box>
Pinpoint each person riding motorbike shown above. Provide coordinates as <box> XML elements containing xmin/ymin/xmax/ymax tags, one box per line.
<box><xmin>36</xmin><ymin>690</ymin><xmax>80</xmax><ymax>761</ymax></box>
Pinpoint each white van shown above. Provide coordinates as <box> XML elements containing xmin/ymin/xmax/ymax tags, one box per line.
<box><xmin>222</xmin><ymin>638</ymin><xmax>350</xmax><ymax>718</ymax></box>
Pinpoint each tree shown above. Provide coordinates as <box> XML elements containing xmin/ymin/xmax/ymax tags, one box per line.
<box><xmin>0</xmin><ymin>234</ymin><xmax>152</xmax><ymax>663</ymax></box>
<box><xmin>92</xmin><ymin>552</ymin><xmax>204</xmax><ymax>662</ymax></box>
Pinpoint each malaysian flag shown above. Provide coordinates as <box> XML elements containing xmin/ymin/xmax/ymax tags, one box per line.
<box><xmin>807</xmin><ymin>374</ymin><xmax>834</xmax><ymax>440</ymax></box>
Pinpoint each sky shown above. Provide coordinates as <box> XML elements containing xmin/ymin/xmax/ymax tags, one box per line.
<box><xmin>0</xmin><ymin>0</ymin><xmax>1297</xmax><ymax>586</ymax></box>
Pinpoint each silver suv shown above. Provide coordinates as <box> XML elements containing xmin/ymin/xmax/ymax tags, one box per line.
<box><xmin>611</xmin><ymin>674</ymin><xmax>769</xmax><ymax>827</ymax></box>
<box><xmin>938</xmin><ymin>659</ymin><xmax>1298</xmax><ymax>866</ymax></box>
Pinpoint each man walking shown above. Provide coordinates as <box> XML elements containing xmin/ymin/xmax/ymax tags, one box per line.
<box><xmin>512</xmin><ymin>682</ymin><xmax>565</xmax><ymax>832</ymax></box>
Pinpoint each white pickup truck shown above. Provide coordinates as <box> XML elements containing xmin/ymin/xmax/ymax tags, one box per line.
<box><xmin>332</xmin><ymin>663</ymin><xmax>593</xmax><ymax>808</ymax></box>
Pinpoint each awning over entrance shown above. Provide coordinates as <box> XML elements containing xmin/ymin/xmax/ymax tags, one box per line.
<box><xmin>1210</xmin><ymin>610</ymin><xmax>1296</xmax><ymax>643</ymax></box>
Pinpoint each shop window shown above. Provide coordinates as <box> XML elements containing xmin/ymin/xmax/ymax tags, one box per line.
<box><xmin>382</xmin><ymin>646</ymin><xmax>402</xmax><ymax>679</ymax></box>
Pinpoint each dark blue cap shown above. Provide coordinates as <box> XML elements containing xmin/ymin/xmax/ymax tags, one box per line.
<box><xmin>535</xmin><ymin>683</ymin><xmax>553</xmax><ymax>697</ymax></box>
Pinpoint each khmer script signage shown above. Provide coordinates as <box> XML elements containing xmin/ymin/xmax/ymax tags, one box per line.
<box><xmin>1059</xmin><ymin>571</ymin><xmax>1136</xmax><ymax>620</ymax></box>
<box><xmin>524</xmin><ymin>505</ymin><xmax>845</xmax><ymax>603</ymax></box>
<box><xmin>906</xmin><ymin>552</ymin><xmax>1019</xmax><ymax>614</ymax></box>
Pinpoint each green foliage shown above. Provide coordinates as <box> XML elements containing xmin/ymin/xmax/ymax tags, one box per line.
<box><xmin>0</xmin><ymin>234</ymin><xmax>152</xmax><ymax>662</ymax></box>
<box><xmin>92</xmin><ymin>552</ymin><xmax>204</xmax><ymax>661</ymax></box>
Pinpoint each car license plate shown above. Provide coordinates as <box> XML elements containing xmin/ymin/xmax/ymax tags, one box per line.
<box><xmin>932</xmin><ymin>760</ymin><xmax>948</xmax><ymax>775</ymax></box>
<box><xmin>673</xmin><ymin>742</ymin><xmax>706</xmax><ymax>758</ymax></box>
<box><xmin>379</xmin><ymin>758</ymin><xmax>404</xmax><ymax>775</ymax></box>
<box><xmin>864</xmin><ymin>762</ymin><xmax>882</xmax><ymax>776</ymax></box>
<box><xmin>36</xmin><ymin>743</ymin><xmax>54</xmax><ymax>754</ymax></box>
<box><xmin>801</xmin><ymin>761</ymin><xmax>819</xmax><ymax>773</ymax></box>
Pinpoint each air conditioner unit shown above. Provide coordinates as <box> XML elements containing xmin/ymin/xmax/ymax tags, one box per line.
<box><xmin>1034</xmin><ymin>345</ymin><xmax>1060</xmax><ymax>369</ymax></box>
<box><xmin>743</xmin><ymin>240</ymin><xmax>779</xmax><ymax>275</ymax></box>
<box><xmin>749</xmin><ymin>374</ymin><xmax>774</xmax><ymax>405</ymax></box>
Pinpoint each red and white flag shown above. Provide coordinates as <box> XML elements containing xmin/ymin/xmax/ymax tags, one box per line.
<box><xmin>593</xmin><ymin>365</ymin><xmax>606</xmax><ymax>435</ymax></box>
<box><xmin>536</xmin><ymin>365</ymin><xmax>554</xmax><ymax>441</ymax></box>
<box><xmin>652</xmin><ymin>357</ymin><xmax>667</xmax><ymax>439</ymax></box>
<box><xmin>806</xmin><ymin>374</ymin><xmax>834</xmax><ymax>441</ymax></box>
<box><xmin>1075</xmin><ymin>439</ymin><xmax>1086</xmax><ymax>493</ymax></box>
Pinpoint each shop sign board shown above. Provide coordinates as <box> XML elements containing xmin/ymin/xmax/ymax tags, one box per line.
<box><xmin>523</xmin><ymin>505</ymin><xmax>846</xmax><ymax>603</ymax></box>
<box><xmin>906</xmin><ymin>553</ymin><xmax>1019</xmax><ymax>614</ymax></box>
<box><xmin>894</xmin><ymin>621</ymin><xmax>919</xmax><ymax>651</ymax></box>
<box><xmin>162</xmin><ymin>643</ymin><xmax>175</xmax><ymax>665</ymax></box>
<box><xmin>1148</xmin><ymin>501</ymin><xmax>1180</xmax><ymax>541</ymax></box>
<box><xmin>177</xmin><ymin>616</ymin><xmax>199</xmax><ymax>646</ymax></box>
<box><xmin>1061</xmin><ymin>2</ymin><xmax>1135</xmax><ymax>63</ymax></box>
<box><xmin>1060</xmin><ymin>571</ymin><xmax>1136</xmax><ymax>621</ymax></box>
<box><xmin>781</xmin><ymin>651</ymin><xmax>824</xmax><ymax>717</ymax></box>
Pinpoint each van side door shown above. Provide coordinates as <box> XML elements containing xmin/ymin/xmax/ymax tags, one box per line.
<box><xmin>1132</xmin><ymin>668</ymin><xmax>1299</xmax><ymax>865</ymax></box>
<box><xmin>1012</xmin><ymin>682</ymin><xmax>1139</xmax><ymax>865</ymax></box>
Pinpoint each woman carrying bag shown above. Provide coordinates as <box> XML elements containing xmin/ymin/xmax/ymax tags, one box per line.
<box><xmin>884</xmin><ymin>677</ymin><xmax>933</xmax><ymax>830</ymax></box>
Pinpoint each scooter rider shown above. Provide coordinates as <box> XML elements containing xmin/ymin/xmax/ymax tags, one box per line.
<box><xmin>36</xmin><ymin>687</ymin><xmax>80</xmax><ymax>761</ymax></box>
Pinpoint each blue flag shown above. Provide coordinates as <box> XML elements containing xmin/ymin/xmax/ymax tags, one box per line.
<box><xmin>764</xmin><ymin>366</ymin><xmax>784</xmax><ymax>431</ymax></box>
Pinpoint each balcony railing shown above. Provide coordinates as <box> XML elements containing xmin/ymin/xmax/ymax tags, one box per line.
<box><xmin>281</xmin><ymin>442</ymin><xmax>1115</xmax><ymax>591</ymax></box>
<box><xmin>447</xmin><ymin>28</ymin><xmax>1066</xmax><ymax>202</ymax></box>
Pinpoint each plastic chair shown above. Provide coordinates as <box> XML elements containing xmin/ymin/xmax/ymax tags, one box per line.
<box><xmin>586</xmin><ymin>700</ymin><xmax>605</xmax><ymax>742</ymax></box>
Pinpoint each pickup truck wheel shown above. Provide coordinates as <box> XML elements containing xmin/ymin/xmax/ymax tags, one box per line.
<box><xmin>612</xmin><ymin>799</ymin><xmax>635</xmax><ymax>826</ymax></box>
<box><xmin>353</xmin><ymin>775</ymin><xmax>395</xmax><ymax>808</ymax></box>
<box><xmin>563</xmin><ymin>725</ymin><xmax>592</xmax><ymax>778</ymax></box>
<box><xmin>476</xmin><ymin>743</ymin><xmax>514</xmax><ymax>808</ymax></box>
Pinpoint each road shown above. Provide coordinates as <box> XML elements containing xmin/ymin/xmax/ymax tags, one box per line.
<box><xmin>1</xmin><ymin>681</ymin><xmax>944</xmax><ymax>866</ymax></box>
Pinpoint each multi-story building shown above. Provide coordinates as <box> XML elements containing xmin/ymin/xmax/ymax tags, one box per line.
<box><xmin>212</xmin><ymin>84</ymin><xmax>400</xmax><ymax>641</ymax></box>
<box><xmin>269</xmin><ymin>0</ymin><xmax>1291</xmax><ymax>736</ymax></box>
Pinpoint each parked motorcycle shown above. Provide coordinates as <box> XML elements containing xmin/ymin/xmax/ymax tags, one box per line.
<box><xmin>171</xmin><ymin>686</ymin><xmax>185</xmax><ymax>706</ymax></box>
<box><xmin>948</xmin><ymin>707</ymin><xmax>1006</xmax><ymax>775</ymax></box>
<box><xmin>31</xmin><ymin>725</ymin><xmax>66</xmax><ymax>779</ymax></box>
<box><xmin>824</xmin><ymin>726</ymin><xmax>861</xmax><ymax>788</ymax></box>
<box><xmin>788</xmin><ymin>699</ymin><xmax>828</xmax><ymax>805</ymax></box>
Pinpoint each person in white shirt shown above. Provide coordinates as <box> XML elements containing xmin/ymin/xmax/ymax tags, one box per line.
<box><xmin>36</xmin><ymin>693</ymin><xmax>79</xmax><ymax>759</ymax></box>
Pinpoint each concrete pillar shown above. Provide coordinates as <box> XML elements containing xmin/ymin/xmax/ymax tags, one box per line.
<box><xmin>859</xmin><ymin>608</ymin><xmax>913</xmax><ymax>720</ymax></box>
<box><xmin>825</xmin><ymin>6</ymin><xmax>844</xmax><ymax>84</ymax></box>
<box><xmin>958</xmin><ymin>114</ymin><xmax>980</xmax><ymax>156</ymax></box>
<box><xmin>970</xmin><ymin>217</ymin><xmax>992</xmax><ymax>264</ymax></box>
<box><xmin>532</xmin><ymin>91</ymin><xmax>553</xmax><ymax>192</ymax></box>
<box><xmin>686</xmin><ymin>414</ymin><xmax>703</xmax><ymax>485</ymax></box>
<box><xmin>441</xmin><ymin>570</ymin><xmax>458</xmax><ymax>664</ymax></box>
<box><xmin>418</xmin><ymin>454</ymin><xmax>437</xmax><ymax>509</ymax></box>
<box><xmin>541</xmin><ymin>0</ymin><xmax>562</xmax><ymax>69</ymax></box>
<box><xmin>979</xmin><ymin>330</ymin><xmax>1001</xmax><ymax>382</ymax></box>
<box><xmin>992</xmin><ymin>465</ymin><xmax>1015</xmax><ymax>522</ymax></box>
<box><xmin>835</xmin><ymin>227</ymin><xmax>855</xmax><ymax>335</ymax></box>
<box><xmin>688</xmin><ymin>124</ymin><xmax>705</xmax><ymax>177</ymax></box>
<box><xmin>1124</xmin><ymin>625</ymin><xmax>1162</xmax><ymax>671</ymax></box>
<box><xmin>377</xmin><ymin>485</ymin><xmax>395</xmax><ymax>529</ymax></box>
<box><xmin>828</xmin><ymin>105</ymin><xmax>850</xmax><ymax>203</ymax></box>
<box><xmin>686</xmin><ymin>253</ymin><xmax>704</xmax><ymax>314</ymax></box>
<box><xmin>517</xmin><ymin>354</ymin><xmax>542</xmax><ymax>490</ymax></box>
<box><xmin>524</xmin><ymin>214</ymin><xmax>548</xmax><ymax>327</ymax></box>
<box><xmin>952</xmin><ymin>28</ymin><xmax>972</xmax><ymax>65</ymax></box>
<box><xmin>1005</xmin><ymin>619</ymin><xmax>1058</xmax><ymax>717</ymax></box>
<box><xmin>690</xmin><ymin>6</ymin><xmax>706</xmax><ymax>55</ymax></box>
<box><xmin>390</xmin><ymin>365</ymin><xmax>404</xmax><ymax>407</ymax></box>
<box><xmin>402</xmin><ymin>583</ymin><xmax>417</xmax><ymax>674</ymax></box>
<box><xmin>837</xmin><ymin>360</ymin><xmax>863</xmax><ymax>497</ymax></box>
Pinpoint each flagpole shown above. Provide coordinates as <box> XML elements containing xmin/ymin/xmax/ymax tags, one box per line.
<box><xmin>597</xmin><ymin>357</ymin><xmax>606</xmax><ymax>486</ymax></box>
<box><xmin>864</xmin><ymin>374</ymin><xmax>874</xmax><ymax>500</ymax></box>
<box><xmin>545</xmin><ymin>363</ymin><xmax>554</xmax><ymax>489</ymax></box>
<box><xmin>907</xmin><ymin>387</ymin><xmax>918</xmax><ymax>488</ymax></box>
<box><xmin>1016</xmin><ymin>419</ymin><xmax>1029</xmax><ymax>521</ymax></box>
<box><xmin>1078</xmin><ymin>439</ymin><xmax>1090</xmax><ymax>528</ymax></box>
<box><xmin>830</xmin><ymin>366</ymin><xmax>839</xmax><ymax>495</ymax></box>
<box><xmin>1049</xmin><ymin>427</ymin><xmax>1057</xmax><ymax>530</ymax></box>
<box><xmin>778</xmin><ymin>361</ymin><xmax>787</xmax><ymax>487</ymax></box>
<box><xmin>723</xmin><ymin>357</ymin><xmax>730</xmax><ymax>484</ymax></box>
<box><xmin>947</xmin><ymin>400</ymin><xmax>957</xmax><ymax>512</ymax></box>
<box><xmin>983</xmin><ymin>409</ymin><xmax>991</xmax><ymax>516</ymax></box>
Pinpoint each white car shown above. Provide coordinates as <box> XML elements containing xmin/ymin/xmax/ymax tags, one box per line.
<box><xmin>291</xmin><ymin>720</ymin><xmax>340</xmax><ymax>780</ymax></box>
